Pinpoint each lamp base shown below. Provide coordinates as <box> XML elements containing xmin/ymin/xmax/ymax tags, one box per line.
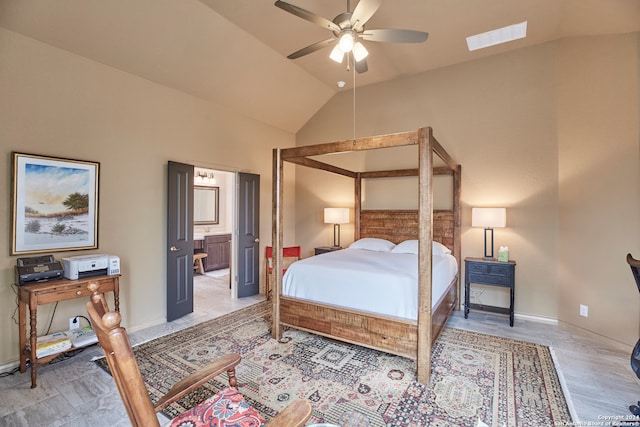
<box><xmin>483</xmin><ymin>228</ymin><xmax>494</xmax><ymax>259</ymax></box>
<box><xmin>333</xmin><ymin>224</ymin><xmax>341</xmax><ymax>248</ymax></box>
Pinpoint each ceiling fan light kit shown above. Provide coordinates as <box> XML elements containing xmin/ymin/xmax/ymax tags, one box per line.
<box><xmin>274</xmin><ymin>0</ymin><xmax>428</xmax><ymax>73</ymax></box>
<box><xmin>330</xmin><ymin>38</ymin><xmax>368</xmax><ymax>64</ymax></box>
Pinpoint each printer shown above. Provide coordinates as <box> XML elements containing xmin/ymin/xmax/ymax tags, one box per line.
<box><xmin>62</xmin><ymin>254</ymin><xmax>120</xmax><ymax>280</ymax></box>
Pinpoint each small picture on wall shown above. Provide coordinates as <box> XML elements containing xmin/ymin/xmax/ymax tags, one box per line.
<box><xmin>11</xmin><ymin>152</ymin><xmax>99</xmax><ymax>255</ymax></box>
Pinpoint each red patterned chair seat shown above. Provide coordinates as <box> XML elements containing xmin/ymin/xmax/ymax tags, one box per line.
<box><xmin>170</xmin><ymin>387</ymin><xmax>265</xmax><ymax>427</ymax></box>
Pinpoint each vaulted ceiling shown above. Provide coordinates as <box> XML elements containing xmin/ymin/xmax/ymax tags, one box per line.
<box><xmin>1</xmin><ymin>0</ymin><xmax>639</xmax><ymax>132</ymax></box>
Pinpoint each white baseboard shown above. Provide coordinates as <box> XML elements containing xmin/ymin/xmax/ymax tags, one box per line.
<box><xmin>455</xmin><ymin>308</ymin><xmax>559</xmax><ymax>325</ymax></box>
<box><xmin>514</xmin><ymin>312</ymin><xmax>558</xmax><ymax>324</ymax></box>
<box><xmin>0</xmin><ymin>360</ymin><xmax>20</xmax><ymax>374</ymax></box>
<box><xmin>126</xmin><ymin>317</ymin><xmax>167</xmax><ymax>334</ymax></box>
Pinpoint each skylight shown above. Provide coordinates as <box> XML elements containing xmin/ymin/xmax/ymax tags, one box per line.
<box><xmin>466</xmin><ymin>21</ymin><xmax>527</xmax><ymax>51</ymax></box>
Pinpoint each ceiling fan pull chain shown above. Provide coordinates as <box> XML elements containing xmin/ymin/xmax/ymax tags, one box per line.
<box><xmin>353</xmin><ymin>57</ymin><xmax>356</xmax><ymax>141</ymax></box>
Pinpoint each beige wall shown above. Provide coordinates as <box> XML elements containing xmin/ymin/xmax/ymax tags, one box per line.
<box><xmin>557</xmin><ymin>34</ymin><xmax>640</xmax><ymax>343</ymax></box>
<box><xmin>0</xmin><ymin>28</ymin><xmax>295</xmax><ymax>366</ymax></box>
<box><xmin>295</xmin><ymin>34</ymin><xmax>640</xmax><ymax>345</ymax></box>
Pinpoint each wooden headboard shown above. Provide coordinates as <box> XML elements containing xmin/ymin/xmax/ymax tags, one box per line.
<box><xmin>360</xmin><ymin>209</ymin><xmax>455</xmax><ymax>250</ymax></box>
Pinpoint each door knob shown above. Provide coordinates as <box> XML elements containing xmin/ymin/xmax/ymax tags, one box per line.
<box><xmin>254</xmin><ymin>238</ymin><xmax>260</xmax><ymax>243</ymax></box>
<box><xmin>170</xmin><ymin>246</ymin><xmax>181</xmax><ymax>252</ymax></box>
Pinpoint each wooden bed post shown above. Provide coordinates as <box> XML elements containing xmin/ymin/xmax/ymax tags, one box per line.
<box><xmin>453</xmin><ymin>164</ymin><xmax>462</xmax><ymax>309</ymax></box>
<box><xmin>355</xmin><ymin>173</ymin><xmax>362</xmax><ymax>241</ymax></box>
<box><xmin>417</xmin><ymin>127</ymin><xmax>434</xmax><ymax>384</ymax></box>
<box><xmin>272</xmin><ymin>148</ymin><xmax>283</xmax><ymax>340</ymax></box>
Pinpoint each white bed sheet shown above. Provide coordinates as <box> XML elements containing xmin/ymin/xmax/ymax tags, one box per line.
<box><xmin>282</xmin><ymin>248</ymin><xmax>458</xmax><ymax>321</ymax></box>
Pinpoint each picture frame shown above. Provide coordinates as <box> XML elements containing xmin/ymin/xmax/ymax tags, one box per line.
<box><xmin>11</xmin><ymin>153</ymin><xmax>100</xmax><ymax>255</ymax></box>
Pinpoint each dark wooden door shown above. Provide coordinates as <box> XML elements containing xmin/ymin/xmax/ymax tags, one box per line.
<box><xmin>237</xmin><ymin>172</ymin><xmax>260</xmax><ymax>298</ymax></box>
<box><xmin>167</xmin><ymin>161</ymin><xmax>194</xmax><ymax>321</ymax></box>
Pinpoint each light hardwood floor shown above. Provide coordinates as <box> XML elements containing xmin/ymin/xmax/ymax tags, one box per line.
<box><xmin>0</xmin><ymin>277</ymin><xmax>637</xmax><ymax>426</ymax></box>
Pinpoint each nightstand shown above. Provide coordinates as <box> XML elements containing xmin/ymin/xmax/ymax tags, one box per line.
<box><xmin>464</xmin><ymin>257</ymin><xmax>516</xmax><ymax>326</ymax></box>
<box><xmin>314</xmin><ymin>246</ymin><xmax>342</xmax><ymax>255</ymax></box>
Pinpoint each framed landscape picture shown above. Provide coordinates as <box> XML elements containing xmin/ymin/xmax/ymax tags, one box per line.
<box><xmin>11</xmin><ymin>153</ymin><xmax>100</xmax><ymax>255</ymax></box>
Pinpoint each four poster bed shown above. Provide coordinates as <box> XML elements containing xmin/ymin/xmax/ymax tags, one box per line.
<box><xmin>271</xmin><ymin>127</ymin><xmax>461</xmax><ymax>384</ymax></box>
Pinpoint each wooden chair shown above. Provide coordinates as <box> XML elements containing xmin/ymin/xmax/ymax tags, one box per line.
<box><xmin>85</xmin><ymin>283</ymin><xmax>311</xmax><ymax>427</ymax></box>
<box><xmin>265</xmin><ymin>246</ymin><xmax>301</xmax><ymax>299</ymax></box>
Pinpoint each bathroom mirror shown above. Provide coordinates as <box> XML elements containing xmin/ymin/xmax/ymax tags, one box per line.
<box><xmin>194</xmin><ymin>186</ymin><xmax>219</xmax><ymax>224</ymax></box>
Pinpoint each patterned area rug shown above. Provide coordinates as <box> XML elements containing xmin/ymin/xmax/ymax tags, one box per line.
<box><xmin>95</xmin><ymin>301</ymin><xmax>572</xmax><ymax>426</ymax></box>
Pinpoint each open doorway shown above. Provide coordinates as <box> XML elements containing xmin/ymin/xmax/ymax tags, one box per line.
<box><xmin>167</xmin><ymin>162</ymin><xmax>264</xmax><ymax>321</ymax></box>
<box><xmin>192</xmin><ymin>167</ymin><xmax>263</xmax><ymax>317</ymax></box>
<box><xmin>193</xmin><ymin>167</ymin><xmax>234</xmax><ymax>316</ymax></box>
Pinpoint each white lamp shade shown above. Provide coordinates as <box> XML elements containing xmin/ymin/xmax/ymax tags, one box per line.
<box><xmin>329</xmin><ymin>45</ymin><xmax>345</xmax><ymax>63</ymax></box>
<box><xmin>324</xmin><ymin>208</ymin><xmax>350</xmax><ymax>224</ymax></box>
<box><xmin>353</xmin><ymin>42</ymin><xmax>368</xmax><ymax>62</ymax></box>
<box><xmin>472</xmin><ymin>208</ymin><xmax>506</xmax><ymax>228</ymax></box>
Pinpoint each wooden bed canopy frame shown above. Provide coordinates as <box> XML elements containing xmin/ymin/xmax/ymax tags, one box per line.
<box><xmin>271</xmin><ymin>126</ymin><xmax>461</xmax><ymax>384</ymax></box>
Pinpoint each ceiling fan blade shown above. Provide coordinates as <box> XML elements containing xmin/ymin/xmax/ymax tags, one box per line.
<box><xmin>287</xmin><ymin>38</ymin><xmax>336</xmax><ymax>59</ymax></box>
<box><xmin>361</xmin><ymin>28</ymin><xmax>429</xmax><ymax>43</ymax></box>
<box><xmin>351</xmin><ymin>0</ymin><xmax>383</xmax><ymax>31</ymax></box>
<box><xmin>275</xmin><ymin>1</ymin><xmax>341</xmax><ymax>32</ymax></box>
<box><xmin>355</xmin><ymin>57</ymin><xmax>368</xmax><ymax>73</ymax></box>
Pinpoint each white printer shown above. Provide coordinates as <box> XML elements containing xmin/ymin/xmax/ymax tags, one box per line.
<box><xmin>62</xmin><ymin>254</ymin><xmax>120</xmax><ymax>280</ymax></box>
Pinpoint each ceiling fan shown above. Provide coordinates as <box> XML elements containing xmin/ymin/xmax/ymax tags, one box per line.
<box><xmin>275</xmin><ymin>0</ymin><xmax>429</xmax><ymax>73</ymax></box>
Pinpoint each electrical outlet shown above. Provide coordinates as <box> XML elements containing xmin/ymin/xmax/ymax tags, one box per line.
<box><xmin>69</xmin><ymin>316</ymin><xmax>79</xmax><ymax>330</ymax></box>
<box><xmin>579</xmin><ymin>304</ymin><xmax>588</xmax><ymax>317</ymax></box>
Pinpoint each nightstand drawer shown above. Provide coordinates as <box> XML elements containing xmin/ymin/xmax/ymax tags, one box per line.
<box><xmin>467</xmin><ymin>262</ymin><xmax>511</xmax><ymax>276</ymax></box>
<box><xmin>469</xmin><ymin>273</ymin><xmax>509</xmax><ymax>286</ymax></box>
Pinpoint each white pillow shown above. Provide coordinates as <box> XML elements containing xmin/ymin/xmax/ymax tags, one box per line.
<box><xmin>389</xmin><ymin>240</ymin><xmax>452</xmax><ymax>255</ymax></box>
<box><xmin>391</xmin><ymin>240</ymin><xmax>419</xmax><ymax>254</ymax></box>
<box><xmin>349</xmin><ymin>238</ymin><xmax>396</xmax><ymax>252</ymax></box>
<box><xmin>433</xmin><ymin>241</ymin><xmax>452</xmax><ymax>255</ymax></box>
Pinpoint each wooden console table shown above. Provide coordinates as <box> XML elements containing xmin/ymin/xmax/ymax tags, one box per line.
<box><xmin>18</xmin><ymin>275</ymin><xmax>120</xmax><ymax>388</ymax></box>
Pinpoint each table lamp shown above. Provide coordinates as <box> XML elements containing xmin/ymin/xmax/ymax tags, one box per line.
<box><xmin>471</xmin><ymin>207</ymin><xmax>506</xmax><ymax>259</ymax></box>
<box><xmin>324</xmin><ymin>208</ymin><xmax>350</xmax><ymax>248</ymax></box>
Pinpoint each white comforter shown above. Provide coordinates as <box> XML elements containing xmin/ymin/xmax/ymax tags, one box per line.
<box><xmin>282</xmin><ymin>248</ymin><xmax>458</xmax><ymax>321</ymax></box>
